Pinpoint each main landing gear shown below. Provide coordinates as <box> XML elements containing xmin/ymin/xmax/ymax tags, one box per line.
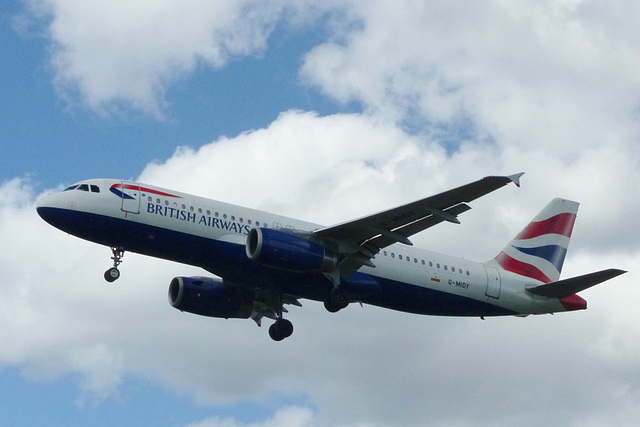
<box><xmin>266</xmin><ymin>294</ymin><xmax>295</xmax><ymax>342</ymax></box>
<box><xmin>104</xmin><ymin>246</ymin><xmax>124</xmax><ymax>282</ymax></box>
<box><xmin>324</xmin><ymin>287</ymin><xmax>350</xmax><ymax>313</ymax></box>
<box><xmin>269</xmin><ymin>318</ymin><xmax>294</xmax><ymax>341</ymax></box>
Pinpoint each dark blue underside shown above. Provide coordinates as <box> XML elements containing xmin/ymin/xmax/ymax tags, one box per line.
<box><xmin>38</xmin><ymin>207</ymin><xmax>514</xmax><ymax>317</ymax></box>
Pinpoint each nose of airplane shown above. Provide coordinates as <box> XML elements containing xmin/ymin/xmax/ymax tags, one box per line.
<box><xmin>36</xmin><ymin>192</ymin><xmax>61</xmax><ymax>225</ymax></box>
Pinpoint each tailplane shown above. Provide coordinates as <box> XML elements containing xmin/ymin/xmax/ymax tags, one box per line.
<box><xmin>490</xmin><ymin>198</ymin><xmax>579</xmax><ymax>283</ymax></box>
<box><xmin>525</xmin><ymin>269</ymin><xmax>626</xmax><ymax>298</ymax></box>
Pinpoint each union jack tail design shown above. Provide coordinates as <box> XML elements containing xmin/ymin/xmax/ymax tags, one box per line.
<box><xmin>491</xmin><ymin>198</ymin><xmax>579</xmax><ymax>283</ymax></box>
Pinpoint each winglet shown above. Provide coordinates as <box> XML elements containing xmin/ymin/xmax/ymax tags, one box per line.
<box><xmin>507</xmin><ymin>172</ymin><xmax>525</xmax><ymax>188</ymax></box>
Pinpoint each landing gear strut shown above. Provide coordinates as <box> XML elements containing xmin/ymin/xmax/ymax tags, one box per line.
<box><xmin>104</xmin><ymin>246</ymin><xmax>124</xmax><ymax>282</ymax></box>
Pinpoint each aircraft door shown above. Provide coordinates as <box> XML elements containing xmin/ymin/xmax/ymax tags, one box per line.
<box><xmin>484</xmin><ymin>266</ymin><xmax>501</xmax><ymax>299</ymax></box>
<box><xmin>120</xmin><ymin>181</ymin><xmax>140</xmax><ymax>214</ymax></box>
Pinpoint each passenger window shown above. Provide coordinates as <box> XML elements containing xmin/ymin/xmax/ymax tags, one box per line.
<box><xmin>429</xmin><ymin>261</ymin><xmax>433</xmax><ymax>267</ymax></box>
<box><xmin>444</xmin><ymin>265</ymin><xmax>448</xmax><ymax>271</ymax></box>
<box><xmin>436</xmin><ymin>263</ymin><xmax>440</xmax><ymax>269</ymax></box>
<box><xmin>421</xmin><ymin>260</ymin><xmax>425</xmax><ymax>265</ymax></box>
<box><xmin>90</xmin><ymin>185</ymin><xmax>100</xmax><ymax>193</ymax></box>
<box><xmin>391</xmin><ymin>253</ymin><xmax>395</xmax><ymax>258</ymax></box>
<box><xmin>399</xmin><ymin>255</ymin><xmax>403</xmax><ymax>260</ymax></box>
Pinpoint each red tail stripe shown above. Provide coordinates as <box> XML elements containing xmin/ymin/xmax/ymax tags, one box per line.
<box><xmin>514</xmin><ymin>213</ymin><xmax>576</xmax><ymax>240</ymax></box>
<box><xmin>495</xmin><ymin>252</ymin><xmax>552</xmax><ymax>283</ymax></box>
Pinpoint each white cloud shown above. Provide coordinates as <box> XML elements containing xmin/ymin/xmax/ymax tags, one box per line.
<box><xmin>303</xmin><ymin>1</ymin><xmax>640</xmax><ymax>143</ymax></box>
<box><xmin>188</xmin><ymin>406</ymin><xmax>316</xmax><ymax>427</ymax></box>
<box><xmin>2</xmin><ymin>107</ymin><xmax>639</xmax><ymax>425</ymax></box>
<box><xmin>22</xmin><ymin>0</ymin><xmax>333</xmax><ymax>116</ymax></box>
<box><xmin>5</xmin><ymin>0</ymin><xmax>640</xmax><ymax>425</ymax></box>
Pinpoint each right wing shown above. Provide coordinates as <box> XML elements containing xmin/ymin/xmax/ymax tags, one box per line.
<box><xmin>313</xmin><ymin>173</ymin><xmax>524</xmax><ymax>278</ymax></box>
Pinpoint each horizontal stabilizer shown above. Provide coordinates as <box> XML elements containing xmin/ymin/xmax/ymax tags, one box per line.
<box><xmin>526</xmin><ymin>269</ymin><xmax>626</xmax><ymax>298</ymax></box>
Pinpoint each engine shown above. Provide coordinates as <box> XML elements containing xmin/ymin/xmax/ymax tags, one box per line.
<box><xmin>245</xmin><ymin>227</ymin><xmax>338</xmax><ymax>272</ymax></box>
<box><xmin>168</xmin><ymin>276</ymin><xmax>253</xmax><ymax>319</ymax></box>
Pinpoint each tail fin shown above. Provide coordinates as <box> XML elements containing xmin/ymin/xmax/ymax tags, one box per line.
<box><xmin>490</xmin><ymin>198</ymin><xmax>579</xmax><ymax>283</ymax></box>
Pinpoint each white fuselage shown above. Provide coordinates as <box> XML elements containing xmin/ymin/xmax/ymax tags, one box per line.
<box><xmin>37</xmin><ymin>179</ymin><xmax>575</xmax><ymax>318</ymax></box>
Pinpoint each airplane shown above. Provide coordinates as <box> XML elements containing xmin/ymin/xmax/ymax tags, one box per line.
<box><xmin>36</xmin><ymin>173</ymin><xmax>626</xmax><ymax>341</ymax></box>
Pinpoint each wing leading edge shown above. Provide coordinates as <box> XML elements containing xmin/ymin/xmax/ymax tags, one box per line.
<box><xmin>313</xmin><ymin>173</ymin><xmax>524</xmax><ymax>278</ymax></box>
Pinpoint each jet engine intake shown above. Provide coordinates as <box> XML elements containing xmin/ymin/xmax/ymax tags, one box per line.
<box><xmin>168</xmin><ymin>276</ymin><xmax>253</xmax><ymax>319</ymax></box>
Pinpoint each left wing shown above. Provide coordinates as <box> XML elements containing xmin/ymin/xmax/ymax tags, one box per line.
<box><xmin>313</xmin><ymin>173</ymin><xmax>524</xmax><ymax>278</ymax></box>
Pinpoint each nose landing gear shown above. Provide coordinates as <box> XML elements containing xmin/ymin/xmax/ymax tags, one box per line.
<box><xmin>104</xmin><ymin>246</ymin><xmax>125</xmax><ymax>282</ymax></box>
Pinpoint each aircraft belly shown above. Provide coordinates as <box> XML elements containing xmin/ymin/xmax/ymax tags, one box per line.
<box><xmin>362</xmin><ymin>276</ymin><xmax>516</xmax><ymax>316</ymax></box>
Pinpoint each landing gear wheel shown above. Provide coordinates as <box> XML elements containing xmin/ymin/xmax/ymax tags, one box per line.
<box><xmin>324</xmin><ymin>288</ymin><xmax>349</xmax><ymax>313</ymax></box>
<box><xmin>104</xmin><ymin>267</ymin><xmax>120</xmax><ymax>282</ymax></box>
<box><xmin>269</xmin><ymin>319</ymin><xmax>294</xmax><ymax>341</ymax></box>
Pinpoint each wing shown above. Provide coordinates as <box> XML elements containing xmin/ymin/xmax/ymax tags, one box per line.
<box><xmin>313</xmin><ymin>173</ymin><xmax>524</xmax><ymax>278</ymax></box>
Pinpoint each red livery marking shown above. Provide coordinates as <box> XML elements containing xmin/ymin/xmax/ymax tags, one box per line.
<box><xmin>514</xmin><ymin>213</ymin><xmax>576</xmax><ymax>240</ymax></box>
<box><xmin>495</xmin><ymin>252</ymin><xmax>552</xmax><ymax>283</ymax></box>
<box><xmin>431</xmin><ymin>278</ymin><xmax>441</xmax><ymax>282</ymax></box>
<box><xmin>114</xmin><ymin>184</ymin><xmax>181</xmax><ymax>198</ymax></box>
<box><xmin>140</xmin><ymin>186</ymin><xmax>181</xmax><ymax>198</ymax></box>
<box><xmin>559</xmin><ymin>294</ymin><xmax>587</xmax><ymax>311</ymax></box>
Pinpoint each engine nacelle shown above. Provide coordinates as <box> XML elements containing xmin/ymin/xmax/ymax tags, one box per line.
<box><xmin>246</xmin><ymin>227</ymin><xmax>337</xmax><ymax>273</ymax></box>
<box><xmin>168</xmin><ymin>276</ymin><xmax>253</xmax><ymax>319</ymax></box>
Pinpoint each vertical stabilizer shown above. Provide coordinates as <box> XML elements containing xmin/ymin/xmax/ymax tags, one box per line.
<box><xmin>489</xmin><ymin>198</ymin><xmax>579</xmax><ymax>283</ymax></box>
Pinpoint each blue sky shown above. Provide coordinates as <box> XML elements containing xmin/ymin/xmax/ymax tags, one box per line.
<box><xmin>1</xmin><ymin>3</ymin><xmax>345</xmax><ymax>189</ymax></box>
<box><xmin>2</xmin><ymin>1</ymin><xmax>640</xmax><ymax>426</ymax></box>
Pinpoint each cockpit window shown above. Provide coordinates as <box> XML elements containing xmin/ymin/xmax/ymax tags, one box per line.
<box><xmin>63</xmin><ymin>183</ymin><xmax>100</xmax><ymax>193</ymax></box>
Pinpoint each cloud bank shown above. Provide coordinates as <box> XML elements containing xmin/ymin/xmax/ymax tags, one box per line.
<box><xmin>4</xmin><ymin>0</ymin><xmax>640</xmax><ymax>425</ymax></box>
